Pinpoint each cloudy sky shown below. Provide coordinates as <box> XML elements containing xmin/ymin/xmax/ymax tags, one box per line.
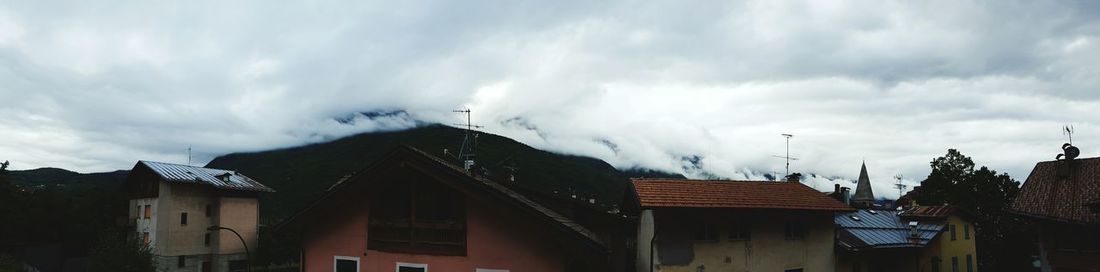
<box><xmin>3</xmin><ymin>1</ymin><xmax>1099</xmax><ymax>198</ymax></box>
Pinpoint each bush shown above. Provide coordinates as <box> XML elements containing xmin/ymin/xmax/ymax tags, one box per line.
<box><xmin>87</xmin><ymin>231</ymin><xmax>156</xmax><ymax>272</ymax></box>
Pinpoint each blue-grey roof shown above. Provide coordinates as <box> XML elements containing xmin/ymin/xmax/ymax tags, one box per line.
<box><xmin>835</xmin><ymin>209</ymin><xmax>944</xmax><ymax>250</ymax></box>
<box><xmin>138</xmin><ymin>161</ymin><xmax>275</xmax><ymax>193</ymax></box>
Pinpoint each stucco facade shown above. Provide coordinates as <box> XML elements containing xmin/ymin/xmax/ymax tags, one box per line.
<box><xmin>126</xmin><ymin>161</ymin><xmax>272</xmax><ymax>272</ymax></box>
<box><xmin>636</xmin><ymin>209</ymin><xmax>837</xmax><ymax>272</ymax></box>
<box><xmin>288</xmin><ymin>146</ymin><xmax>609</xmax><ymax>272</ymax></box>
<box><xmin>916</xmin><ymin>215</ymin><xmax>977</xmax><ymax>272</ymax></box>
<box><xmin>302</xmin><ymin>189</ymin><xmax>569</xmax><ymax>272</ymax></box>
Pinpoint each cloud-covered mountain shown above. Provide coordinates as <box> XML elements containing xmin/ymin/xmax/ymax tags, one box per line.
<box><xmin>3</xmin><ymin>1</ymin><xmax>1094</xmax><ymax>199</ymax></box>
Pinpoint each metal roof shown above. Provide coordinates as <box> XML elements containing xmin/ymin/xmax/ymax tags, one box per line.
<box><xmin>138</xmin><ymin>161</ymin><xmax>275</xmax><ymax>193</ymax></box>
<box><xmin>835</xmin><ymin>209</ymin><xmax>944</xmax><ymax>250</ymax></box>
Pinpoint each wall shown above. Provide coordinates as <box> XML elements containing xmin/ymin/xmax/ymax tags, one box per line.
<box><xmin>647</xmin><ymin>210</ymin><xmax>836</xmax><ymax>272</ymax></box>
<box><xmin>635</xmin><ymin>210</ymin><xmax>655</xmax><ymax>272</ymax></box>
<box><xmin>159</xmin><ymin>183</ymin><xmax>219</xmax><ymax>257</ymax></box>
<box><xmin>917</xmin><ymin>215</ymin><xmax>977</xmax><ymax>272</ymax></box>
<box><xmin>131</xmin><ymin>198</ymin><xmax>158</xmax><ymax>248</ymax></box>
<box><xmin>217</xmin><ymin>197</ymin><xmax>259</xmax><ymax>255</ymax></box>
<box><xmin>303</xmin><ymin>194</ymin><xmax>567</xmax><ymax>272</ymax></box>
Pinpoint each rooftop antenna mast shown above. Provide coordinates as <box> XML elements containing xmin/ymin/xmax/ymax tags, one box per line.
<box><xmin>1065</xmin><ymin>125</ymin><xmax>1075</xmax><ymax>145</ymax></box>
<box><xmin>453</xmin><ymin>109</ymin><xmax>483</xmax><ymax>170</ymax></box>
<box><xmin>772</xmin><ymin>134</ymin><xmax>798</xmax><ymax>178</ymax></box>
<box><xmin>894</xmin><ymin>174</ymin><xmax>906</xmax><ymax>199</ymax></box>
<box><xmin>188</xmin><ymin>145</ymin><xmax>192</xmax><ymax>166</ymax></box>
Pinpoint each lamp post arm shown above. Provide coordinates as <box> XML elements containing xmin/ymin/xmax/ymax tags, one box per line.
<box><xmin>211</xmin><ymin>226</ymin><xmax>252</xmax><ymax>272</ymax></box>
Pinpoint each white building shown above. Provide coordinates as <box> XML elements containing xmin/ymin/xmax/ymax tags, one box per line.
<box><xmin>126</xmin><ymin>161</ymin><xmax>274</xmax><ymax>272</ymax></box>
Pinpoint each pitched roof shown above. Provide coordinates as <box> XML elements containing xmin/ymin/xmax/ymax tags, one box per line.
<box><xmin>136</xmin><ymin>161</ymin><xmax>275</xmax><ymax>193</ymax></box>
<box><xmin>278</xmin><ymin>145</ymin><xmax>606</xmax><ymax>252</ymax></box>
<box><xmin>1009</xmin><ymin>157</ymin><xmax>1100</xmax><ymax>225</ymax></box>
<box><xmin>900</xmin><ymin>205</ymin><xmax>956</xmax><ymax>220</ymax></box>
<box><xmin>630</xmin><ymin>178</ymin><xmax>854</xmax><ymax>211</ymax></box>
<box><xmin>835</xmin><ymin>209</ymin><xmax>945</xmax><ymax>250</ymax></box>
<box><xmin>853</xmin><ymin>162</ymin><xmax>875</xmax><ymax>202</ymax></box>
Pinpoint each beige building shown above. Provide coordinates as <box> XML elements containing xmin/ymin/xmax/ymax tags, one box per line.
<box><xmin>125</xmin><ymin>161</ymin><xmax>275</xmax><ymax>272</ymax></box>
<box><xmin>627</xmin><ymin>178</ymin><xmax>854</xmax><ymax>272</ymax></box>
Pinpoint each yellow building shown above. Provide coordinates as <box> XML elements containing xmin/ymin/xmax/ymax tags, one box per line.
<box><xmin>628</xmin><ymin>178</ymin><xmax>854</xmax><ymax>272</ymax></box>
<box><xmin>835</xmin><ymin>206</ymin><xmax>978</xmax><ymax>272</ymax></box>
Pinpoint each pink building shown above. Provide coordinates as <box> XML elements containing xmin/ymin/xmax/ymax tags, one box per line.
<box><xmin>279</xmin><ymin>146</ymin><xmax>609</xmax><ymax>272</ymax></box>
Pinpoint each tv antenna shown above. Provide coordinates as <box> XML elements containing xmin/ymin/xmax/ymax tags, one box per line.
<box><xmin>894</xmin><ymin>174</ymin><xmax>906</xmax><ymax>198</ymax></box>
<box><xmin>1064</xmin><ymin>125</ymin><xmax>1075</xmax><ymax>144</ymax></box>
<box><xmin>454</xmin><ymin>109</ymin><xmax>483</xmax><ymax>170</ymax></box>
<box><xmin>772</xmin><ymin>134</ymin><xmax>798</xmax><ymax>178</ymax></box>
<box><xmin>187</xmin><ymin>145</ymin><xmax>192</xmax><ymax>166</ymax></box>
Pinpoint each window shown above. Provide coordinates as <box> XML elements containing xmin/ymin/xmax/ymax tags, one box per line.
<box><xmin>368</xmin><ymin>178</ymin><xmax>466</xmax><ymax>255</ymax></box>
<box><xmin>202</xmin><ymin>261</ymin><xmax>212</xmax><ymax>272</ymax></box>
<box><xmin>228</xmin><ymin>260</ymin><xmax>248</xmax><ymax>272</ymax></box>
<box><xmin>204</xmin><ymin>233</ymin><xmax>211</xmax><ymax>246</ymax></box>
<box><xmin>396</xmin><ymin>262</ymin><xmax>427</xmax><ymax>272</ymax></box>
<box><xmin>784</xmin><ymin>269</ymin><xmax>804</xmax><ymax>272</ymax></box>
<box><xmin>205</xmin><ymin>205</ymin><xmax>212</xmax><ymax>217</ymax></box>
<box><xmin>178</xmin><ymin>255</ymin><xmax>186</xmax><ymax>268</ymax></box>
<box><xmin>965</xmin><ymin>255</ymin><xmax>973</xmax><ymax>272</ymax></box>
<box><xmin>931</xmin><ymin>256</ymin><xmax>941</xmax><ymax>272</ymax></box>
<box><xmin>950</xmin><ymin>224</ymin><xmax>957</xmax><ymax>241</ymax></box>
<box><xmin>692</xmin><ymin>222</ymin><xmax>719</xmax><ymax>242</ymax></box>
<box><xmin>334</xmin><ymin>256</ymin><xmax>359</xmax><ymax>272</ymax></box>
<box><xmin>144</xmin><ymin>205</ymin><xmax>152</xmax><ymax>219</ymax></box>
<box><xmin>951</xmin><ymin>256</ymin><xmax>959</xmax><ymax>272</ymax></box>
<box><xmin>181</xmin><ymin>212</ymin><xmax>188</xmax><ymax>225</ymax></box>
<box><xmin>728</xmin><ymin>223</ymin><xmax>750</xmax><ymax>241</ymax></box>
<box><xmin>142</xmin><ymin>232</ymin><xmax>150</xmax><ymax>245</ymax></box>
<box><xmin>784</xmin><ymin>221</ymin><xmax>805</xmax><ymax>240</ymax></box>
<box><xmin>964</xmin><ymin>224</ymin><xmax>970</xmax><ymax>240</ymax></box>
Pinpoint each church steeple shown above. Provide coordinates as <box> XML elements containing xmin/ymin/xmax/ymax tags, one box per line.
<box><xmin>853</xmin><ymin>161</ymin><xmax>875</xmax><ymax>208</ymax></box>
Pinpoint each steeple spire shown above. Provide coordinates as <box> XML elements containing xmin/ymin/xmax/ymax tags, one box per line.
<box><xmin>853</xmin><ymin>161</ymin><xmax>875</xmax><ymax>208</ymax></box>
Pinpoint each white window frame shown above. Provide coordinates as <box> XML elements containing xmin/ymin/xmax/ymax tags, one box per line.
<box><xmin>396</xmin><ymin>262</ymin><xmax>428</xmax><ymax>272</ymax></box>
<box><xmin>475</xmin><ymin>269</ymin><xmax>509</xmax><ymax>272</ymax></box>
<box><xmin>334</xmin><ymin>256</ymin><xmax>360</xmax><ymax>272</ymax></box>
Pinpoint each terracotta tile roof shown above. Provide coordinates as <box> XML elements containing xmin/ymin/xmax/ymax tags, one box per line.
<box><xmin>1009</xmin><ymin>157</ymin><xmax>1100</xmax><ymax>225</ymax></box>
<box><xmin>630</xmin><ymin>178</ymin><xmax>855</xmax><ymax>211</ymax></box>
<box><xmin>900</xmin><ymin>206</ymin><xmax>956</xmax><ymax>220</ymax></box>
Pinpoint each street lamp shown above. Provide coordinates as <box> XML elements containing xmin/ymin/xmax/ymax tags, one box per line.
<box><xmin>207</xmin><ymin>225</ymin><xmax>251</xmax><ymax>272</ymax></box>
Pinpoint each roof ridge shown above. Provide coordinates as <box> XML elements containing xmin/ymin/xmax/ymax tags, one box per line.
<box><xmin>631</xmin><ymin>178</ymin><xmax>783</xmax><ymax>183</ymax></box>
<box><xmin>141</xmin><ymin>160</ymin><xmax>233</xmax><ymax>172</ymax></box>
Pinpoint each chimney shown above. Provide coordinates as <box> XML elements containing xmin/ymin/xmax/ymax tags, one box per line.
<box><xmin>842</xmin><ymin>187</ymin><xmax>851</xmax><ymax>205</ymax></box>
<box><xmin>834</xmin><ymin>184</ymin><xmax>841</xmax><ymax>193</ymax></box>
<box><xmin>786</xmin><ymin>173</ymin><xmax>802</xmax><ymax>183</ymax></box>
<box><xmin>907</xmin><ymin>221</ymin><xmax>921</xmax><ymax>244</ymax></box>
<box><xmin>1057</xmin><ymin>143</ymin><xmax>1080</xmax><ymax>179</ymax></box>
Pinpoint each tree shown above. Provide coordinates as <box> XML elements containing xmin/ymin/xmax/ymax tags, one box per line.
<box><xmin>86</xmin><ymin>231</ymin><xmax>156</xmax><ymax>272</ymax></box>
<box><xmin>914</xmin><ymin>149</ymin><xmax>1030</xmax><ymax>270</ymax></box>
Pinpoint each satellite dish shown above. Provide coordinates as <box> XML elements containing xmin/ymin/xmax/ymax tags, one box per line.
<box><xmin>1058</xmin><ymin>143</ymin><xmax>1081</xmax><ymax>160</ymax></box>
<box><xmin>1065</xmin><ymin>145</ymin><xmax>1080</xmax><ymax>160</ymax></box>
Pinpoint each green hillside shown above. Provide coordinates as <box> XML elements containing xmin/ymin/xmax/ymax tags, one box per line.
<box><xmin>8</xmin><ymin>168</ymin><xmax>128</xmax><ymax>188</ymax></box>
<box><xmin>205</xmin><ymin>124</ymin><xmax>631</xmax><ymax>222</ymax></box>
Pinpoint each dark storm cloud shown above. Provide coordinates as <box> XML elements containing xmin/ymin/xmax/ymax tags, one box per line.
<box><xmin>2</xmin><ymin>0</ymin><xmax>1100</xmax><ymax>197</ymax></box>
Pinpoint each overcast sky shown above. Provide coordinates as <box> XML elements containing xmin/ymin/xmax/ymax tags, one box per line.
<box><xmin>3</xmin><ymin>1</ymin><xmax>1099</xmax><ymax>198</ymax></box>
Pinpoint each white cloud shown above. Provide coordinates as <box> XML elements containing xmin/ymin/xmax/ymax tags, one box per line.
<box><xmin>1</xmin><ymin>0</ymin><xmax>1100</xmax><ymax>199</ymax></box>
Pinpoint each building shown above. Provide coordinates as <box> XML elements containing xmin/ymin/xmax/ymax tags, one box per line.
<box><xmin>1008</xmin><ymin>150</ymin><xmax>1100</xmax><ymax>271</ymax></box>
<box><xmin>278</xmin><ymin>146</ymin><xmax>609</xmax><ymax>272</ymax></box>
<box><xmin>835</xmin><ymin>206</ymin><xmax>978</xmax><ymax>272</ymax></box>
<box><xmin>625</xmin><ymin>178</ymin><xmax>854</xmax><ymax>272</ymax></box>
<box><xmin>125</xmin><ymin>161</ymin><xmax>275</xmax><ymax>272</ymax></box>
<box><xmin>852</xmin><ymin>162</ymin><xmax>875</xmax><ymax>209</ymax></box>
